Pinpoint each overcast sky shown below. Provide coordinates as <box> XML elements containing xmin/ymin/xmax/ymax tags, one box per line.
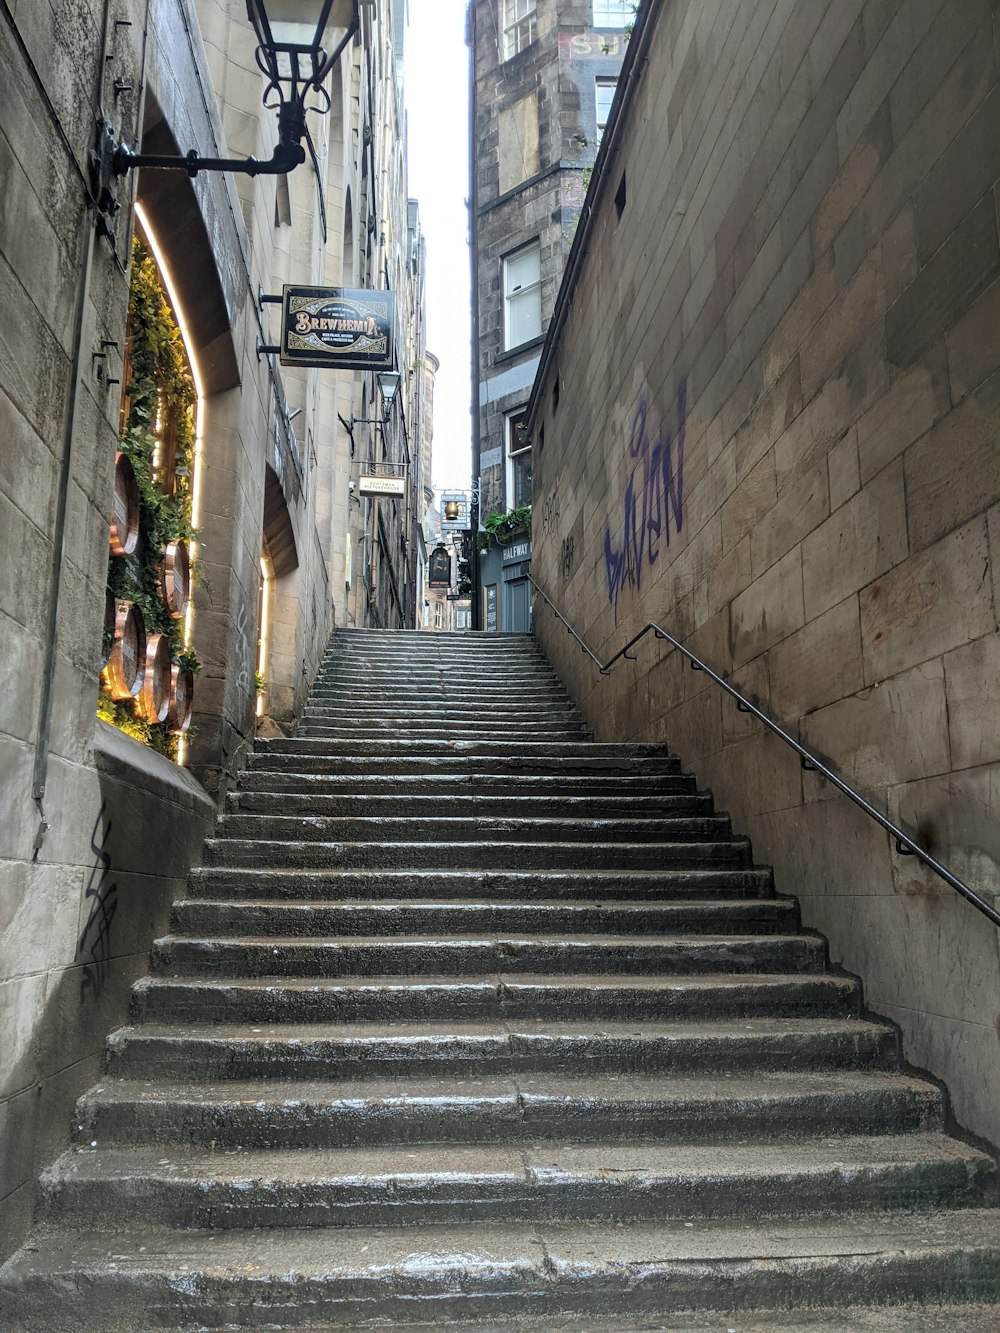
<box><xmin>404</xmin><ymin>0</ymin><xmax>474</xmax><ymax>494</ymax></box>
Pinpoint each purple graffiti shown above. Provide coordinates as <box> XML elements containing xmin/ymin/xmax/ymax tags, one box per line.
<box><xmin>603</xmin><ymin>380</ymin><xmax>686</xmax><ymax>621</ymax></box>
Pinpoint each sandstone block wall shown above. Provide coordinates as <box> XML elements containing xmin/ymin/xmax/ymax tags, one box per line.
<box><xmin>531</xmin><ymin>0</ymin><xmax>1000</xmax><ymax>1146</ymax></box>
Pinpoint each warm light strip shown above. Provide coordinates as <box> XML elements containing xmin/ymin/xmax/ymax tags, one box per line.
<box><xmin>257</xmin><ymin>557</ymin><xmax>270</xmax><ymax>718</ymax></box>
<box><xmin>134</xmin><ymin>202</ymin><xmax>205</xmax><ymax>766</ymax></box>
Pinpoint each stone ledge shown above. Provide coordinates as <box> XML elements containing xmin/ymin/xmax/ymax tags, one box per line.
<box><xmin>93</xmin><ymin>721</ymin><xmax>216</xmax><ymax>820</ymax></box>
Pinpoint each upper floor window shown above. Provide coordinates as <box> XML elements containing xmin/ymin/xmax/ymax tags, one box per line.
<box><xmin>596</xmin><ymin>78</ymin><xmax>617</xmax><ymax>141</ymax></box>
<box><xmin>593</xmin><ymin>0</ymin><xmax>630</xmax><ymax>27</ymax></box>
<box><xmin>506</xmin><ymin>407</ymin><xmax>532</xmax><ymax>508</ymax></box>
<box><xmin>503</xmin><ymin>0</ymin><xmax>537</xmax><ymax>59</ymax></box>
<box><xmin>503</xmin><ymin>242</ymin><xmax>542</xmax><ymax>350</ymax></box>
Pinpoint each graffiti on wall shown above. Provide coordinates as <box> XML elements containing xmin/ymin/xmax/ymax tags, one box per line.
<box><xmin>235</xmin><ymin>601</ymin><xmax>252</xmax><ymax>697</ymax></box>
<box><xmin>602</xmin><ymin>379</ymin><xmax>686</xmax><ymax>622</ymax></box>
<box><xmin>77</xmin><ymin>806</ymin><xmax>118</xmax><ymax>1003</ymax></box>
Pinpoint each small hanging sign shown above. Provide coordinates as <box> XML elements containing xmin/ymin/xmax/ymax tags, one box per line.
<box><xmin>280</xmin><ymin>286</ymin><xmax>395</xmax><ymax>370</ymax></box>
<box><xmin>428</xmin><ymin>545</ymin><xmax>452</xmax><ymax>589</ymax></box>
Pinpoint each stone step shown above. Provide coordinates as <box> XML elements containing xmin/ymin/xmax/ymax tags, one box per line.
<box><xmin>233</xmin><ymin>771</ymin><xmax>701</xmax><ymax>797</ymax></box>
<box><xmin>225</xmin><ymin>791</ymin><xmax>713</xmax><ymax>819</ymax></box>
<box><xmin>302</xmin><ymin>703</ymin><xmax>579</xmax><ymax>720</ymax></box>
<box><xmin>246</xmin><ymin>752</ymin><xmax>684</xmax><ymax>777</ymax></box>
<box><xmin>254</xmin><ymin>737</ymin><xmax>670</xmax><ymax>759</ymax></box>
<box><xmin>200</xmin><ymin>836</ymin><xmax>752</xmax><ymax>871</ymax></box>
<box><xmin>304</xmin><ymin>693</ymin><xmax>567</xmax><ymax>709</ymax></box>
<box><xmin>186</xmin><ymin>865</ymin><xmax>776</xmax><ymax>901</ymax></box>
<box><xmin>42</xmin><ymin>1135</ymin><xmax>996</xmax><ymax>1232</ymax></box>
<box><xmin>73</xmin><ymin>1071</ymin><xmax>943</xmax><ymax>1150</ymax></box>
<box><xmin>297</xmin><ymin>724</ymin><xmax>590</xmax><ymax>740</ymax></box>
<box><xmin>6</xmin><ymin>1211</ymin><xmax>1000</xmax><ymax>1330</ymax></box>
<box><xmin>211</xmin><ymin>813</ymin><xmax>734</xmax><ymax>846</ymax></box>
<box><xmin>131</xmin><ymin>971</ymin><xmax>861</xmax><ymax>1024</ymax></box>
<box><xmin>310</xmin><ymin>668</ymin><xmax>561</xmax><ymax>686</ymax></box>
<box><xmin>103</xmin><ymin>1015</ymin><xmax>898</xmax><ymax>1080</ymax></box>
<box><xmin>170</xmin><ymin>896</ymin><xmax>794</xmax><ymax>939</ymax></box>
<box><xmin>298</xmin><ymin>714</ymin><xmax>585</xmax><ymax>730</ymax></box>
<box><xmin>150</xmin><ymin>932</ymin><xmax>826</xmax><ymax>979</ymax></box>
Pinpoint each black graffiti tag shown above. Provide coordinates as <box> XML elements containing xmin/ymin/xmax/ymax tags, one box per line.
<box><xmin>77</xmin><ymin>807</ymin><xmax>118</xmax><ymax>1003</ymax></box>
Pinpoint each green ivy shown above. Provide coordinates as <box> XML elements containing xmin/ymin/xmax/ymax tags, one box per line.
<box><xmin>477</xmin><ymin>504</ymin><xmax>532</xmax><ymax>553</ymax></box>
<box><xmin>100</xmin><ymin>237</ymin><xmax>199</xmax><ymax>760</ymax></box>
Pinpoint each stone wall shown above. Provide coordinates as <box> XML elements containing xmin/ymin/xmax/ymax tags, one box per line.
<box><xmin>530</xmin><ymin>0</ymin><xmax>1000</xmax><ymax>1148</ymax></box>
<box><xmin>0</xmin><ymin>0</ymin><xmax>365</xmax><ymax>1258</ymax></box>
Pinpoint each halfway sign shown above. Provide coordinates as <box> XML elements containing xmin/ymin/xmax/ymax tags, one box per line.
<box><xmin>280</xmin><ymin>287</ymin><xmax>395</xmax><ymax>370</ymax></box>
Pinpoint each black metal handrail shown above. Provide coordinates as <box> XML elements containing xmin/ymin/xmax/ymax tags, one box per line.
<box><xmin>528</xmin><ymin>574</ymin><xmax>1000</xmax><ymax>928</ymax></box>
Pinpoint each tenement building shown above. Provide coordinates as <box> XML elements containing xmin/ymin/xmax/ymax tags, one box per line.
<box><xmin>468</xmin><ymin>0</ymin><xmax>627</xmax><ymax>630</ymax></box>
<box><xmin>0</xmin><ymin>0</ymin><xmax>426</xmax><ymax>1258</ymax></box>
<box><xmin>528</xmin><ymin>0</ymin><xmax>1000</xmax><ymax>1153</ymax></box>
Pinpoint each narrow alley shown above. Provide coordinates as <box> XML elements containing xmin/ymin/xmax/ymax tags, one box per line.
<box><xmin>4</xmin><ymin>0</ymin><xmax>1000</xmax><ymax>1327</ymax></box>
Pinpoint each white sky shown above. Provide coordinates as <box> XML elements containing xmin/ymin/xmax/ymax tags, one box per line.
<box><xmin>404</xmin><ymin>0</ymin><xmax>474</xmax><ymax>493</ymax></box>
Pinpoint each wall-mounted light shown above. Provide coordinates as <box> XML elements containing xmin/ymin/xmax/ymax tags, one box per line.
<box><xmin>351</xmin><ymin>367</ymin><xmax>402</xmax><ymax>429</ymax></box>
<box><xmin>376</xmin><ymin>369</ymin><xmax>401</xmax><ymax>416</ymax></box>
<box><xmin>91</xmin><ymin>1</ymin><xmax>367</xmax><ymax>232</ymax></box>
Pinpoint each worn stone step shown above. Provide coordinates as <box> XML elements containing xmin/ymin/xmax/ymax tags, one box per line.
<box><xmin>302</xmin><ymin>704</ymin><xmax>579</xmax><ymax>721</ymax></box>
<box><xmin>6</xmin><ymin>1211</ymin><xmax>1000</xmax><ymax>1331</ymax></box>
<box><xmin>131</xmin><ymin>971</ymin><xmax>860</xmax><ymax>1024</ymax></box>
<box><xmin>186</xmin><ymin>865</ymin><xmax>775</xmax><ymax>902</ymax></box>
<box><xmin>73</xmin><ymin>1071</ymin><xmax>943</xmax><ymax>1150</ymax></box>
<box><xmin>313</xmin><ymin>1308</ymin><xmax>1000</xmax><ymax>1333</ymax></box>
<box><xmin>305</xmin><ymin>693</ymin><xmax>570</xmax><ymax>714</ymax></box>
<box><xmin>310</xmin><ymin>669</ymin><xmax>561</xmax><ymax>688</ymax></box>
<box><xmin>42</xmin><ymin>1134</ymin><xmax>996</xmax><ymax>1231</ymax></box>
<box><xmin>239</xmin><ymin>770</ymin><xmax>691</xmax><ymax>796</ymax></box>
<box><xmin>212</xmin><ymin>813</ymin><xmax>733</xmax><ymax>846</ymax></box>
<box><xmin>299</xmin><ymin>714</ymin><xmax>585</xmax><ymax>730</ymax></box>
<box><xmin>200</xmin><ymin>836</ymin><xmax>752</xmax><ymax>871</ymax></box>
<box><xmin>298</xmin><ymin>724</ymin><xmax>590</xmax><ymax>740</ymax></box>
<box><xmin>150</xmin><ymin>932</ymin><xmax>825</xmax><ymax>979</ymax></box>
<box><xmin>170</xmin><ymin>896</ymin><xmax>794</xmax><ymax>939</ymax></box>
<box><xmin>247</xmin><ymin>751</ymin><xmax>683</xmax><ymax>776</ymax></box>
<box><xmin>104</xmin><ymin>1015</ymin><xmax>898</xmax><ymax>1080</ymax></box>
<box><xmin>253</xmin><ymin>738</ymin><xmax>671</xmax><ymax>760</ymax></box>
<box><xmin>225</xmin><ymin>791</ymin><xmax>713</xmax><ymax>819</ymax></box>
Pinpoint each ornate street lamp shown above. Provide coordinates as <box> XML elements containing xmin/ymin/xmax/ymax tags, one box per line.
<box><xmin>375</xmin><ymin>370</ymin><xmax>401</xmax><ymax>418</ymax></box>
<box><xmin>91</xmin><ymin>0</ymin><xmax>365</xmax><ymax>224</ymax></box>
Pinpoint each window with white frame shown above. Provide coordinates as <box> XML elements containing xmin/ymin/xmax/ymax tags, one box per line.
<box><xmin>506</xmin><ymin>407</ymin><xmax>532</xmax><ymax>509</ymax></box>
<box><xmin>503</xmin><ymin>243</ymin><xmax>542</xmax><ymax>350</ymax></box>
<box><xmin>595</xmin><ymin>78</ymin><xmax>617</xmax><ymax>141</ymax></box>
<box><xmin>593</xmin><ymin>0</ymin><xmax>631</xmax><ymax>27</ymax></box>
<box><xmin>503</xmin><ymin>0</ymin><xmax>537</xmax><ymax>59</ymax></box>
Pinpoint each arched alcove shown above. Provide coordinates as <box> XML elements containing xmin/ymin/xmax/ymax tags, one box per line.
<box><xmin>135</xmin><ymin>96</ymin><xmax>241</xmax><ymax>395</ymax></box>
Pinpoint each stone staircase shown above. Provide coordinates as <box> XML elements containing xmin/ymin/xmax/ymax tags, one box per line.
<box><xmin>3</xmin><ymin>627</ymin><xmax>1000</xmax><ymax>1330</ymax></box>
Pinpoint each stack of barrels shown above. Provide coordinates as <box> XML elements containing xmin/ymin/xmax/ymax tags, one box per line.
<box><xmin>102</xmin><ymin>452</ymin><xmax>194</xmax><ymax>734</ymax></box>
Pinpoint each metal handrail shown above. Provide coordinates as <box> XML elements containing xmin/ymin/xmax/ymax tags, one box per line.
<box><xmin>528</xmin><ymin>574</ymin><xmax>1000</xmax><ymax>928</ymax></box>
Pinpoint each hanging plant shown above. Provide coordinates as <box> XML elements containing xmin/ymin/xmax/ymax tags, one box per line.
<box><xmin>99</xmin><ymin>236</ymin><xmax>199</xmax><ymax>760</ymax></box>
<box><xmin>477</xmin><ymin>504</ymin><xmax>532</xmax><ymax>553</ymax></box>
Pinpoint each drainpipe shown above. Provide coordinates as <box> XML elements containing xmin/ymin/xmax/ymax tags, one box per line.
<box><xmin>467</xmin><ymin>2</ymin><xmax>482</xmax><ymax>629</ymax></box>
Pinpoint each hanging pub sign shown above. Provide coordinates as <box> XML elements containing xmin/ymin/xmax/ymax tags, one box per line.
<box><xmin>279</xmin><ymin>286</ymin><xmax>395</xmax><ymax>370</ymax></box>
<box><xmin>427</xmin><ymin>545</ymin><xmax>452</xmax><ymax>589</ymax></box>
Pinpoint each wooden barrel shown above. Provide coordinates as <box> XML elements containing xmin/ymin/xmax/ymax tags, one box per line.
<box><xmin>167</xmin><ymin>664</ymin><xmax>194</xmax><ymax>732</ymax></box>
<box><xmin>136</xmin><ymin>632</ymin><xmax>172</xmax><ymax>722</ymax></box>
<box><xmin>110</xmin><ymin>452</ymin><xmax>140</xmax><ymax>556</ymax></box>
<box><xmin>102</xmin><ymin>600</ymin><xmax>146</xmax><ymax>700</ymax></box>
<box><xmin>159</xmin><ymin>539</ymin><xmax>191</xmax><ymax>619</ymax></box>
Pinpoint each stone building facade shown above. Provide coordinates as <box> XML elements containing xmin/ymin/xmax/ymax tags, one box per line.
<box><xmin>529</xmin><ymin>0</ymin><xmax>1000</xmax><ymax>1149</ymax></box>
<box><xmin>0</xmin><ymin>0</ymin><xmax>424</xmax><ymax>1258</ymax></box>
<box><xmin>468</xmin><ymin>0</ymin><xmax>627</xmax><ymax>630</ymax></box>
